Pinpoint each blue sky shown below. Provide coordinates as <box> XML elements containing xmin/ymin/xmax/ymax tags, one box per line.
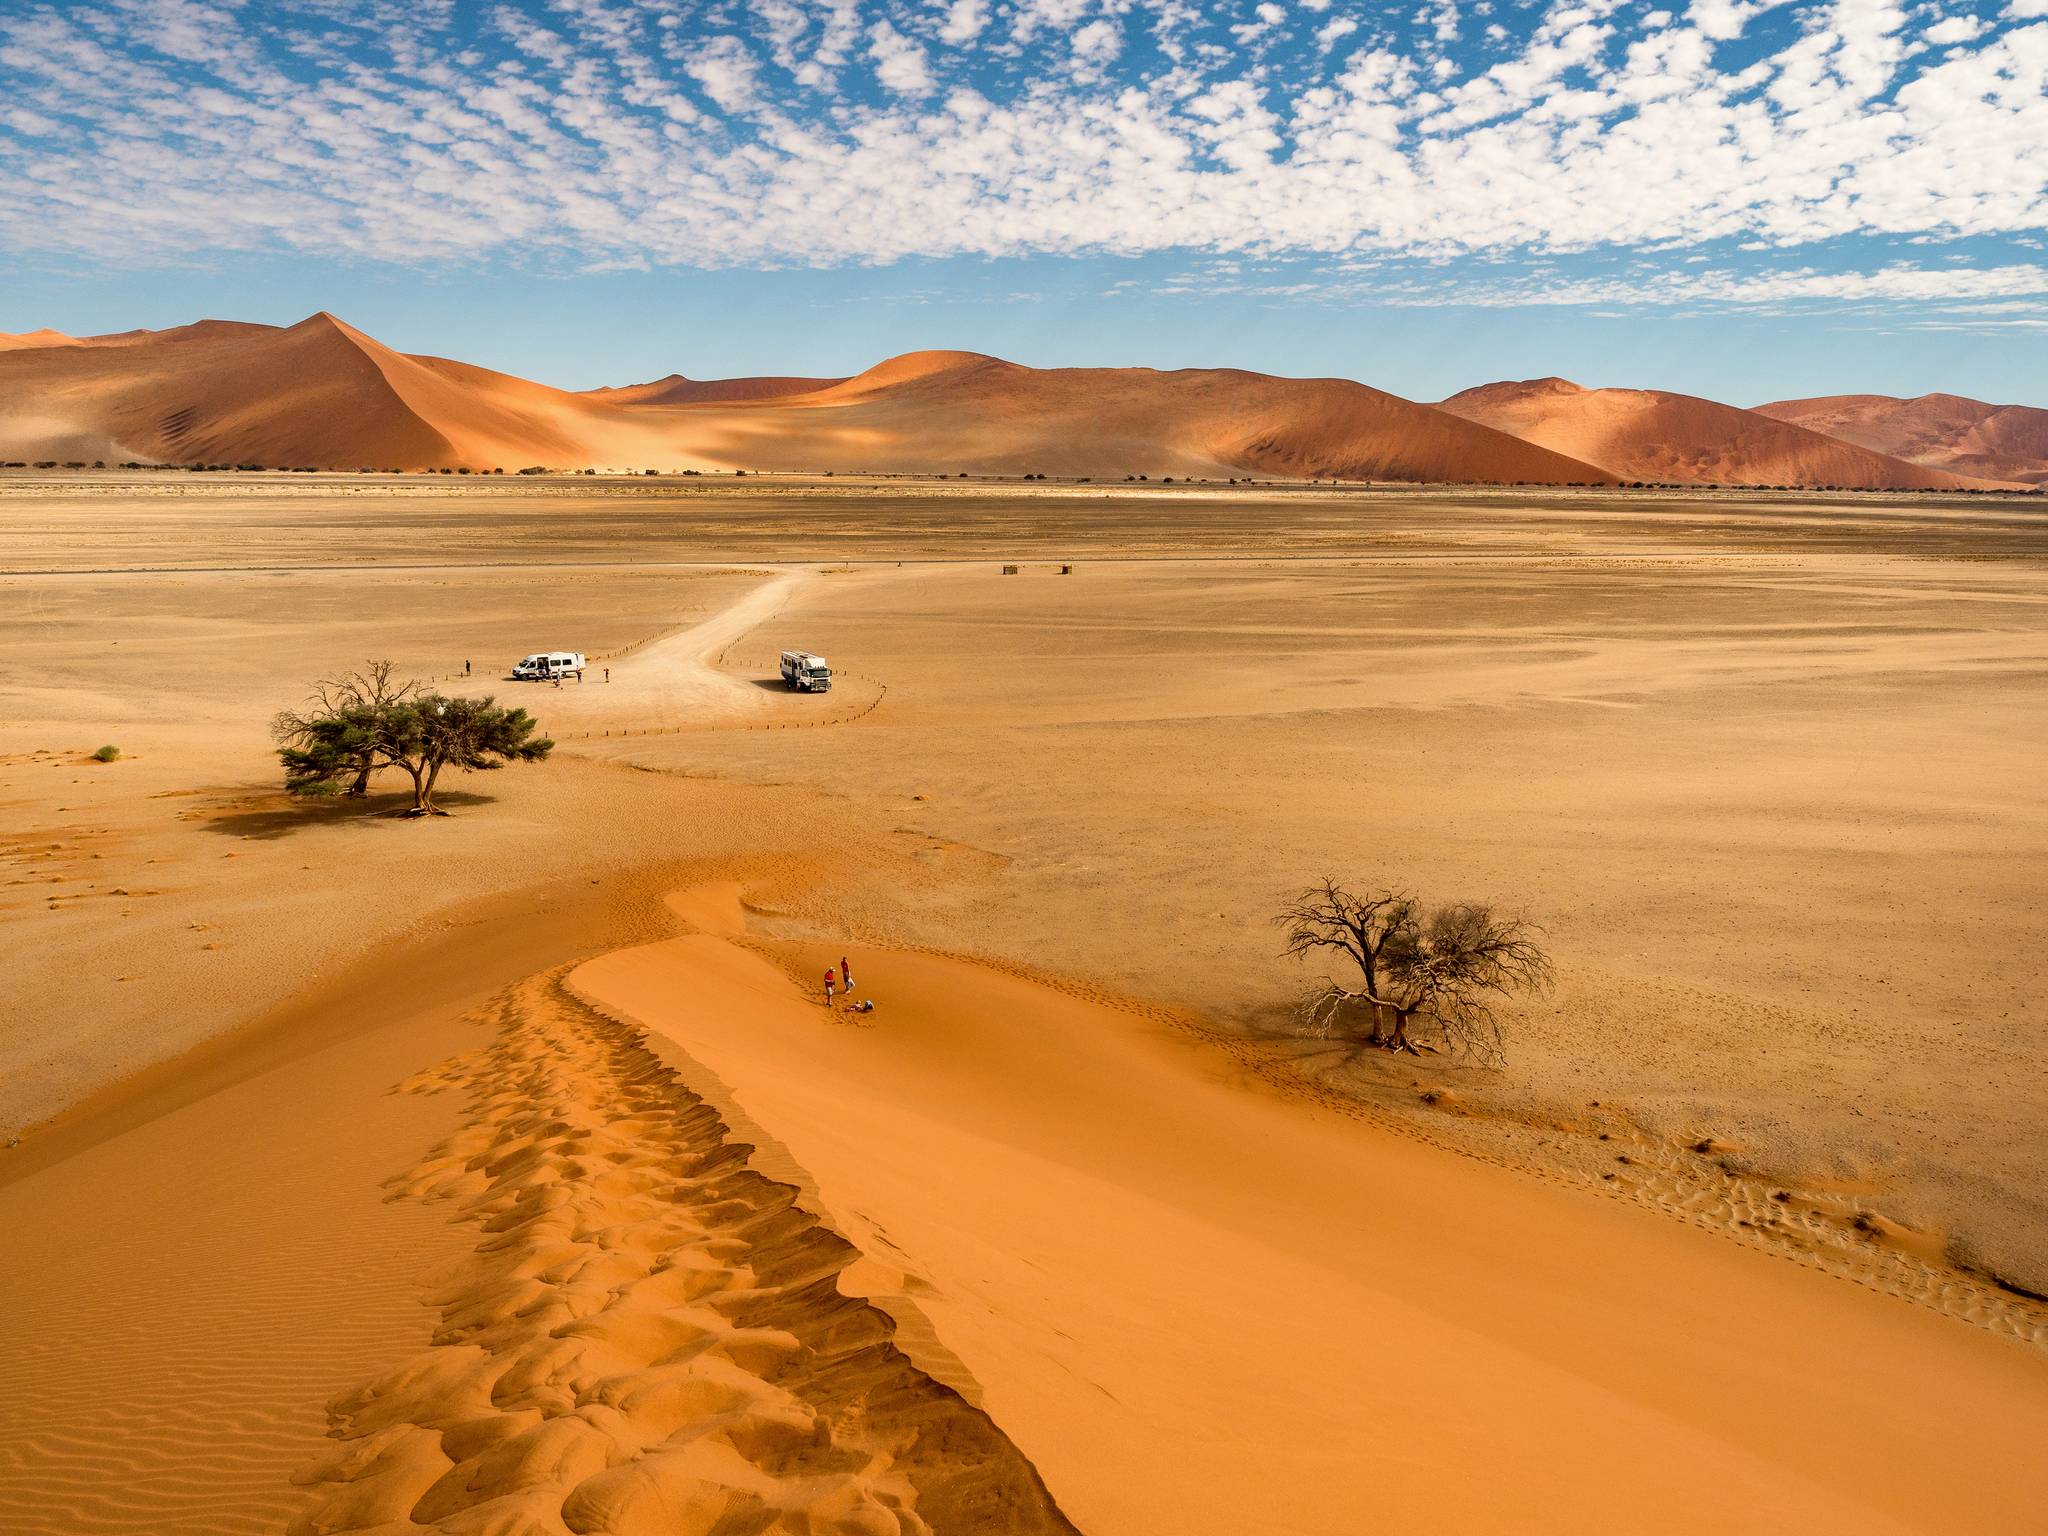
<box><xmin>3</xmin><ymin>0</ymin><xmax>2046</xmax><ymax>403</ymax></box>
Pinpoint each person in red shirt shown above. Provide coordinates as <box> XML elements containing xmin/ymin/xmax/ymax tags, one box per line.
<box><xmin>824</xmin><ymin>967</ymin><xmax>836</xmax><ymax>1007</ymax></box>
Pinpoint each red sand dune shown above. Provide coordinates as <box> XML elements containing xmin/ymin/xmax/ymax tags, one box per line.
<box><xmin>10</xmin><ymin>313</ymin><xmax>2034</xmax><ymax>489</ymax></box>
<box><xmin>1440</xmin><ymin>377</ymin><xmax>2008</xmax><ymax>490</ymax></box>
<box><xmin>0</xmin><ymin>313</ymin><xmax>677</xmax><ymax>470</ymax></box>
<box><xmin>0</xmin><ymin>329</ymin><xmax>80</xmax><ymax>351</ymax></box>
<box><xmin>665</xmin><ymin>351</ymin><xmax>1614</xmax><ymax>483</ymax></box>
<box><xmin>0</xmin><ymin>315</ymin><xmax>1610</xmax><ymax>482</ymax></box>
<box><xmin>1756</xmin><ymin>393</ymin><xmax>2048</xmax><ymax>487</ymax></box>
<box><xmin>583</xmin><ymin>373</ymin><xmax>847</xmax><ymax>405</ymax></box>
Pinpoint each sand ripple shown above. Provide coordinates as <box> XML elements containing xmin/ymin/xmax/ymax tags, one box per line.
<box><xmin>288</xmin><ymin>970</ymin><xmax>1075</xmax><ymax>1536</ymax></box>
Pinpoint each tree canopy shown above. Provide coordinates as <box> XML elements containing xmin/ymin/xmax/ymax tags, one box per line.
<box><xmin>276</xmin><ymin>666</ymin><xmax>552</xmax><ymax>816</ymax></box>
<box><xmin>274</xmin><ymin>661</ymin><xmax>420</xmax><ymax>797</ymax></box>
<box><xmin>1276</xmin><ymin>878</ymin><xmax>1553</xmax><ymax>1064</ymax></box>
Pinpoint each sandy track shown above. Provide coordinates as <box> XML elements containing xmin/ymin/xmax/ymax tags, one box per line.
<box><xmin>292</xmin><ymin>968</ymin><xmax>1074</xmax><ymax>1536</ymax></box>
<box><xmin>534</xmin><ymin>567</ymin><xmax>813</xmax><ymax>733</ymax></box>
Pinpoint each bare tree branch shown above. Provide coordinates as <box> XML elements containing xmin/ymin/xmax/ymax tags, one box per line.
<box><xmin>1276</xmin><ymin>880</ymin><xmax>1552</xmax><ymax>1065</ymax></box>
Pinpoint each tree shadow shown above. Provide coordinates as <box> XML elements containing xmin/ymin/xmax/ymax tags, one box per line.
<box><xmin>1217</xmin><ymin>997</ymin><xmax>1421</xmax><ymax>1078</ymax></box>
<box><xmin>198</xmin><ymin>788</ymin><xmax>500</xmax><ymax>840</ymax></box>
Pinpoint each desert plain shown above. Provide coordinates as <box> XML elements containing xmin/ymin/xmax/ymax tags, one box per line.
<box><xmin>3</xmin><ymin>470</ymin><xmax>2047</xmax><ymax>1535</ymax></box>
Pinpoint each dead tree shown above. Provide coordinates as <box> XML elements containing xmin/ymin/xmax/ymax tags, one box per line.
<box><xmin>1276</xmin><ymin>879</ymin><xmax>1553</xmax><ymax>1065</ymax></box>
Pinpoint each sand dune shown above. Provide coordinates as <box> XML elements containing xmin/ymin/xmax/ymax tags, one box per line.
<box><xmin>1757</xmin><ymin>393</ymin><xmax>2048</xmax><ymax>487</ymax></box>
<box><xmin>0</xmin><ymin>329</ymin><xmax>79</xmax><ymax>351</ymax></box>
<box><xmin>675</xmin><ymin>350</ymin><xmax>1613</xmax><ymax>483</ymax></box>
<box><xmin>584</xmin><ymin>373</ymin><xmax>847</xmax><ymax>405</ymax></box>
<box><xmin>0</xmin><ymin>315</ymin><xmax>1609</xmax><ymax>481</ymax></box>
<box><xmin>290</xmin><ymin>967</ymin><xmax>1074</xmax><ymax>1536</ymax></box>
<box><xmin>1441</xmin><ymin>376</ymin><xmax>2004</xmax><ymax>489</ymax></box>
<box><xmin>0</xmin><ymin>313</ymin><xmax>684</xmax><ymax>471</ymax></box>
<box><xmin>570</xmin><ymin>888</ymin><xmax>2048</xmax><ymax>1534</ymax></box>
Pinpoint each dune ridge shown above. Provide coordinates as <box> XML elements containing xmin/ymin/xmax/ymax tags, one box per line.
<box><xmin>1440</xmin><ymin>376</ymin><xmax>2008</xmax><ymax>489</ymax></box>
<box><xmin>0</xmin><ymin>329</ymin><xmax>79</xmax><ymax>351</ymax></box>
<box><xmin>290</xmin><ymin>968</ymin><xmax>1076</xmax><ymax>1536</ymax></box>
<box><xmin>8</xmin><ymin>311</ymin><xmax>2037</xmax><ymax>486</ymax></box>
<box><xmin>1756</xmin><ymin>392</ymin><xmax>2048</xmax><ymax>486</ymax></box>
<box><xmin>584</xmin><ymin>374</ymin><xmax>848</xmax><ymax>406</ymax></box>
<box><xmin>0</xmin><ymin>314</ymin><xmax>1608</xmax><ymax>482</ymax></box>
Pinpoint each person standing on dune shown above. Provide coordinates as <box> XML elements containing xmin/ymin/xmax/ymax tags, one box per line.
<box><xmin>824</xmin><ymin>967</ymin><xmax>836</xmax><ymax>1008</ymax></box>
<box><xmin>840</xmin><ymin>955</ymin><xmax>854</xmax><ymax>994</ymax></box>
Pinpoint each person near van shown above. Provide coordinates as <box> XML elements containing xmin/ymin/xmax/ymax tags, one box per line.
<box><xmin>604</xmin><ymin>668</ymin><xmax>610</xmax><ymax>683</ymax></box>
<box><xmin>464</xmin><ymin>659</ymin><xmax>471</xmax><ymax>676</ymax></box>
<box><xmin>824</xmin><ymin>967</ymin><xmax>837</xmax><ymax>1007</ymax></box>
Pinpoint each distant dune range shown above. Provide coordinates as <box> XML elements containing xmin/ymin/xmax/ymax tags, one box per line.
<box><xmin>0</xmin><ymin>314</ymin><xmax>2035</xmax><ymax>487</ymax></box>
<box><xmin>1756</xmin><ymin>393</ymin><xmax>2048</xmax><ymax>488</ymax></box>
<box><xmin>1437</xmin><ymin>377</ymin><xmax>2016</xmax><ymax>491</ymax></box>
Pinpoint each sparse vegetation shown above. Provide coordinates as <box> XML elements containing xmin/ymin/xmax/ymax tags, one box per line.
<box><xmin>274</xmin><ymin>661</ymin><xmax>420</xmax><ymax>798</ymax></box>
<box><xmin>92</xmin><ymin>744</ymin><xmax>121</xmax><ymax>762</ymax></box>
<box><xmin>275</xmin><ymin>663</ymin><xmax>552</xmax><ymax>816</ymax></box>
<box><xmin>1276</xmin><ymin>878</ymin><xmax>1554</xmax><ymax>1065</ymax></box>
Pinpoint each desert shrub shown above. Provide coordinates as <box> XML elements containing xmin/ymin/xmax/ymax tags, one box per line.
<box><xmin>92</xmin><ymin>744</ymin><xmax>121</xmax><ymax>762</ymax></box>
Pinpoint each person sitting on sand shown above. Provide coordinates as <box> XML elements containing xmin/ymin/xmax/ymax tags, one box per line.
<box><xmin>849</xmin><ymin>998</ymin><xmax>875</xmax><ymax>1014</ymax></box>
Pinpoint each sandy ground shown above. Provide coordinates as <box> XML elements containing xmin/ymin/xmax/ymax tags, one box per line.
<box><xmin>573</xmin><ymin>890</ymin><xmax>2048</xmax><ymax>1534</ymax></box>
<box><xmin>3</xmin><ymin>472</ymin><xmax>2046</xmax><ymax>1532</ymax></box>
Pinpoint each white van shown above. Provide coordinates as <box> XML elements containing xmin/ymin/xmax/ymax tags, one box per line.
<box><xmin>779</xmin><ymin>650</ymin><xmax>832</xmax><ymax>692</ymax></box>
<box><xmin>513</xmin><ymin>651</ymin><xmax>586</xmax><ymax>680</ymax></box>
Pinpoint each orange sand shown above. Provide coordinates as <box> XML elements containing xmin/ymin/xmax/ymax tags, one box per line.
<box><xmin>571</xmin><ymin>889</ymin><xmax>2048</xmax><ymax>1534</ymax></box>
<box><xmin>1440</xmin><ymin>377</ymin><xmax>2009</xmax><ymax>489</ymax></box>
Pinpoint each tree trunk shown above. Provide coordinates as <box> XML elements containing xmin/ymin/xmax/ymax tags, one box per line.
<box><xmin>348</xmin><ymin>757</ymin><xmax>373</xmax><ymax>797</ymax></box>
<box><xmin>403</xmin><ymin>760</ymin><xmax>428</xmax><ymax>815</ymax></box>
<box><xmin>419</xmin><ymin>755</ymin><xmax>449</xmax><ymax>816</ymax></box>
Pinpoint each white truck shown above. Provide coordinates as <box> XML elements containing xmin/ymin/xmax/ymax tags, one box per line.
<box><xmin>780</xmin><ymin>650</ymin><xmax>832</xmax><ymax>692</ymax></box>
<box><xmin>512</xmin><ymin>650</ymin><xmax>586</xmax><ymax>680</ymax></box>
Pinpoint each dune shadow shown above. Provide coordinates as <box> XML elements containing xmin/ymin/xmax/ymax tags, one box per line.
<box><xmin>199</xmin><ymin>788</ymin><xmax>500</xmax><ymax>839</ymax></box>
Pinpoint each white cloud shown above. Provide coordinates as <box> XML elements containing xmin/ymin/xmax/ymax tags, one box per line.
<box><xmin>866</xmin><ymin>18</ymin><xmax>933</xmax><ymax>95</ymax></box>
<box><xmin>937</xmin><ymin>0</ymin><xmax>986</xmax><ymax>45</ymax></box>
<box><xmin>0</xmin><ymin>0</ymin><xmax>2043</xmax><ymax>299</ymax></box>
<box><xmin>1316</xmin><ymin>15</ymin><xmax>1358</xmax><ymax>50</ymax></box>
<box><xmin>684</xmin><ymin>36</ymin><xmax>760</xmax><ymax>112</ymax></box>
<box><xmin>1072</xmin><ymin>18</ymin><xmax>1120</xmax><ymax>66</ymax></box>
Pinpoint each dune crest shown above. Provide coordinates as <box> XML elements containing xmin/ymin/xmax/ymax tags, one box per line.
<box><xmin>1441</xmin><ymin>376</ymin><xmax>2007</xmax><ymax>489</ymax></box>
<box><xmin>1757</xmin><ymin>392</ymin><xmax>2048</xmax><ymax>486</ymax></box>
<box><xmin>0</xmin><ymin>315</ymin><xmax>1607</xmax><ymax>481</ymax></box>
<box><xmin>584</xmin><ymin>373</ymin><xmax>847</xmax><ymax>406</ymax></box>
<box><xmin>0</xmin><ymin>329</ymin><xmax>79</xmax><ymax>351</ymax></box>
<box><xmin>290</xmin><ymin>969</ymin><xmax>1075</xmax><ymax>1535</ymax></box>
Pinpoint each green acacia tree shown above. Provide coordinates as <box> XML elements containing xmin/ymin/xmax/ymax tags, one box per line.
<box><xmin>380</xmin><ymin>694</ymin><xmax>553</xmax><ymax>815</ymax></box>
<box><xmin>273</xmin><ymin>661</ymin><xmax>420</xmax><ymax>797</ymax></box>
<box><xmin>276</xmin><ymin>679</ymin><xmax>552</xmax><ymax>816</ymax></box>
